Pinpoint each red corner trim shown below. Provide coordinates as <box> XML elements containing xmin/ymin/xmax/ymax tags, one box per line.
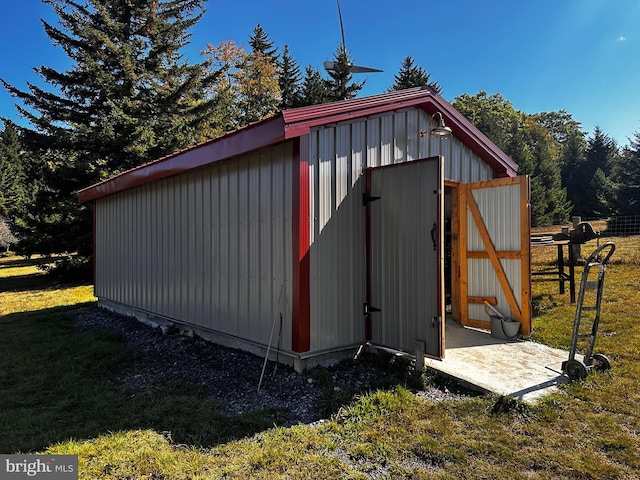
<box><xmin>291</xmin><ymin>138</ymin><xmax>310</xmax><ymax>353</ymax></box>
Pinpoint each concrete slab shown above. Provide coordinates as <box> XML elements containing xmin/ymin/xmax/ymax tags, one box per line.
<box><xmin>424</xmin><ymin>321</ymin><xmax>573</xmax><ymax>402</ymax></box>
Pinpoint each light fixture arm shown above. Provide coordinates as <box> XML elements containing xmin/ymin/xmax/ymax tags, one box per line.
<box><xmin>420</xmin><ymin>111</ymin><xmax>453</xmax><ymax>138</ymax></box>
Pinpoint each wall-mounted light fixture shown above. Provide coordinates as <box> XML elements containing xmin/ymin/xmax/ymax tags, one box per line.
<box><xmin>420</xmin><ymin>111</ymin><xmax>452</xmax><ymax>138</ymax></box>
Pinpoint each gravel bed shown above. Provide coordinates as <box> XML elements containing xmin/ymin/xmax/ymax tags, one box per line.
<box><xmin>73</xmin><ymin>306</ymin><xmax>474</xmax><ymax>427</ymax></box>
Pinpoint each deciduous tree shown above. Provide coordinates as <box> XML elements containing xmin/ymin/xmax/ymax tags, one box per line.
<box><xmin>201</xmin><ymin>40</ymin><xmax>245</xmax><ymax>132</ymax></box>
<box><xmin>454</xmin><ymin>91</ymin><xmax>571</xmax><ymax>226</ymax></box>
<box><xmin>0</xmin><ymin>217</ymin><xmax>18</xmax><ymax>252</ymax></box>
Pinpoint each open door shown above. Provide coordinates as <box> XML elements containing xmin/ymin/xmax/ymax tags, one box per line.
<box><xmin>366</xmin><ymin>157</ymin><xmax>444</xmax><ymax>357</ymax></box>
<box><xmin>457</xmin><ymin>176</ymin><xmax>531</xmax><ymax>334</ymax></box>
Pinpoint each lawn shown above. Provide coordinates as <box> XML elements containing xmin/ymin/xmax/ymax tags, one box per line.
<box><xmin>1</xmin><ymin>244</ymin><xmax>639</xmax><ymax>479</ymax></box>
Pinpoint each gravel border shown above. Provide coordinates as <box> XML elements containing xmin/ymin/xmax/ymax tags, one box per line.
<box><xmin>73</xmin><ymin>306</ymin><xmax>475</xmax><ymax>426</ymax></box>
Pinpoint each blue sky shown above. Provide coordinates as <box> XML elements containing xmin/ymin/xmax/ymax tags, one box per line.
<box><xmin>1</xmin><ymin>0</ymin><xmax>639</xmax><ymax>147</ymax></box>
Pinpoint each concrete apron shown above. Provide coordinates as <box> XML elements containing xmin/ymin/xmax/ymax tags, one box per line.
<box><xmin>424</xmin><ymin>321</ymin><xmax>574</xmax><ymax>402</ymax></box>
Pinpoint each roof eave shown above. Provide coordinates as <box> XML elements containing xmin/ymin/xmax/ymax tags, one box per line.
<box><xmin>78</xmin><ymin>115</ymin><xmax>287</xmax><ymax>203</ymax></box>
<box><xmin>78</xmin><ymin>87</ymin><xmax>519</xmax><ymax>203</ymax></box>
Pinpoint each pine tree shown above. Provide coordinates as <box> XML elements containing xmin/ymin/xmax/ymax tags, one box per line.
<box><xmin>581</xmin><ymin>127</ymin><xmax>617</xmax><ymax>217</ymax></box>
<box><xmin>389</xmin><ymin>56</ymin><xmax>441</xmax><ymax>93</ymax></box>
<box><xmin>237</xmin><ymin>25</ymin><xmax>281</xmax><ymax>124</ymax></box>
<box><xmin>1</xmin><ymin>0</ymin><xmax>218</xmax><ymax>255</ymax></box>
<box><xmin>3</xmin><ymin>0</ymin><xmax>218</xmax><ymax>174</ymax></box>
<box><xmin>325</xmin><ymin>45</ymin><xmax>364</xmax><ymax>101</ymax></box>
<box><xmin>248</xmin><ymin>24</ymin><xmax>278</xmax><ymax>62</ymax></box>
<box><xmin>279</xmin><ymin>45</ymin><xmax>302</xmax><ymax>109</ymax></box>
<box><xmin>612</xmin><ymin>131</ymin><xmax>640</xmax><ymax>216</ymax></box>
<box><xmin>299</xmin><ymin>66</ymin><xmax>331</xmax><ymax>106</ymax></box>
<box><xmin>522</xmin><ymin>119</ymin><xmax>572</xmax><ymax>225</ymax></box>
<box><xmin>0</xmin><ymin>122</ymin><xmax>27</xmax><ymax>220</ymax></box>
<box><xmin>561</xmin><ymin>131</ymin><xmax>588</xmax><ymax>215</ymax></box>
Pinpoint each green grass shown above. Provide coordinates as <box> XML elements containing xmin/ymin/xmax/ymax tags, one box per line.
<box><xmin>1</xmin><ymin>250</ymin><xmax>640</xmax><ymax>479</ymax></box>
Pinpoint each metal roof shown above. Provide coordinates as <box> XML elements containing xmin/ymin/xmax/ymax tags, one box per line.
<box><xmin>78</xmin><ymin>87</ymin><xmax>518</xmax><ymax>203</ymax></box>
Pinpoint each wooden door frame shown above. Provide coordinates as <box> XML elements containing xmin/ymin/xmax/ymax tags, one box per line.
<box><xmin>453</xmin><ymin>176</ymin><xmax>531</xmax><ymax>335</ymax></box>
<box><xmin>445</xmin><ymin>180</ymin><xmax>462</xmax><ymax>326</ymax></box>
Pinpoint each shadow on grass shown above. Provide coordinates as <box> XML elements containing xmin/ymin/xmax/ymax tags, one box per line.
<box><xmin>0</xmin><ymin>272</ymin><xmax>56</xmax><ymax>293</ymax></box>
<box><xmin>0</xmin><ymin>273</ymin><xmax>92</xmax><ymax>294</ymax></box>
<box><xmin>0</xmin><ymin>306</ymin><xmax>282</xmax><ymax>453</ymax></box>
<box><xmin>0</xmin><ymin>255</ymin><xmax>55</xmax><ymax>269</ymax></box>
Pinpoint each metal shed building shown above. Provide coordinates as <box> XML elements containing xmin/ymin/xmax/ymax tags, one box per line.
<box><xmin>78</xmin><ymin>87</ymin><xmax>531</xmax><ymax>371</ymax></box>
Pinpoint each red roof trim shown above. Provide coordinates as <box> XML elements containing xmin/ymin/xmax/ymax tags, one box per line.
<box><xmin>281</xmin><ymin>88</ymin><xmax>434</xmax><ymax>138</ymax></box>
<box><xmin>78</xmin><ymin>87</ymin><xmax>518</xmax><ymax>203</ymax></box>
<box><xmin>78</xmin><ymin>115</ymin><xmax>286</xmax><ymax>203</ymax></box>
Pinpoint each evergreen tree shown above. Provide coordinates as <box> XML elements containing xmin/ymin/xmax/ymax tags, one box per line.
<box><xmin>522</xmin><ymin>119</ymin><xmax>572</xmax><ymax>225</ymax></box>
<box><xmin>586</xmin><ymin>127</ymin><xmax>616</xmax><ymax>177</ymax></box>
<box><xmin>581</xmin><ymin>127</ymin><xmax>617</xmax><ymax>217</ymax></box>
<box><xmin>612</xmin><ymin>131</ymin><xmax>640</xmax><ymax>216</ymax></box>
<box><xmin>561</xmin><ymin>131</ymin><xmax>588</xmax><ymax>215</ymax></box>
<box><xmin>299</xmin><ymin>66</ymin><xmax>331</xmax><ymax>106</ymax></box>
<box><xmin>237</xmin><ymin>25</ymin><xmax>280</xmax><ymax>124</ymax></box>
<box><xmin>325</xmin><ymin>45</ymin><xmax>364</xmax><ymax>101</ymax></box>
<box><xmin>278</xmin><ymin>44</ymin><xmax>302</xmax><ymax>109</ymax></box>
<box><xmin>0</xmin><ymin>122</ymin><xmax>27</xmax><ymax>220</ymax></box>
<box><xmin>248</xmin><ymin>24</ymin><xmax>278</xmax><ymax>62</ymax></box>
<box><xmin>1</xmin><ymin>0</ymin><xmax>218</xmax><ymax>255</ymax></box>
<box><xmin>0</xmin><ymin>121</ymin><xmax>36</xmax><ymax>254</ymax></box>
<box><xmin>389</xmin><ymin>56</ymin><xmax>441</xmax><ymax>93</ymax></box>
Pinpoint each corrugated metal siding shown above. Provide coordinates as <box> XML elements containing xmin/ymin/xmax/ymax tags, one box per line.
<box><xmin>95</xmin><ymin>143</ymin><xmax>294</xmax><ymax>349</ymax></box>
<box><xmin>307</xmin><ymin>107</ymin><xmax>492</xmax><ymax>352</ymax></box>
<box><xmin>466</xmin><ymin>183</ymin><xmax>524</xmax><ymax>319</ymax></box>
<box><xmin>308</xmin><ymin>123</ymin><xmax>367</xmax><ymax>351</ymax></box>
<box><xmin>467</xmin><ymin>184</ymin><xmax>522</xmax><ymax>252</ymax></box>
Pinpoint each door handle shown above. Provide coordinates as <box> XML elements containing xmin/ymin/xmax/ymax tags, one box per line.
<box><xmin>430</xmin><ymin>222</ymin><xmax>437</xmax><ymax>251</ymax></box>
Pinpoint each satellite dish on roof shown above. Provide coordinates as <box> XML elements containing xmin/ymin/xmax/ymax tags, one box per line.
<box><xmin>323</xmin><ymin>0</ymin><xmax>383</xmax><ymax>74</ymax></box>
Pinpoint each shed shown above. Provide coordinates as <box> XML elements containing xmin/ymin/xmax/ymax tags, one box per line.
<box><xmin>78</xmin><ymin>87</ymin><xmax>531</xmax><ymax>371</ymax></box>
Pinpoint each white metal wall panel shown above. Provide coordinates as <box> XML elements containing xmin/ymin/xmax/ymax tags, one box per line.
<box><xmin>307</xmin><ymin>107</ymin><xmax>490</xmax><ymax>352</ymax></box>
<box><xmin>94</xmin><ymin>143</ymin><xmax>294</xmax><ymax>349</ymax></box>
<box><xmin>308</xmin><ymin>123</ymin><xmax>366</xmax><ymax>351</ymax></box>
<box><xmin>467</xmin><ymin>184</ymin><xmax>522</xmax><ymax>252</ymax></box>
<box><xmin>467</xmin><ymin>258</ymin><xmax>522</xmax><ymax>320</ymax></box>
<box><xmin>466</xmin><ymin>182</ymin><xmax>524</xmax><ymax>318</ymax></box>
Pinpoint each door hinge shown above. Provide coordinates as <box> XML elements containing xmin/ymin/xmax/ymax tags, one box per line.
<box><xmin>362</xmin><ymin>193</ymin><xmax>381</xmax><ymax>205</ymax></box>
<box><xmin>364</xmin><ymin>303</ymin><xmax>382</xmax><ymax>315</ymax></box>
